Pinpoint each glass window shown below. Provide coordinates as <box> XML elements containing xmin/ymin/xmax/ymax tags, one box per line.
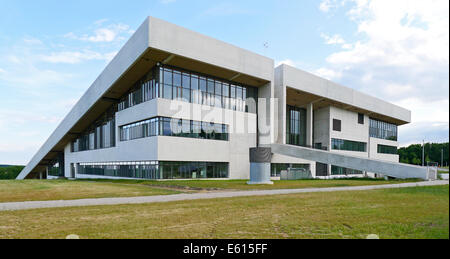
<box><xmin>182</xmin><ymin>73</ymin><xmax>190</xmax><ymax>89</ymax></box>
<box><xmin>173</xmin><ymin>71</ymin><xmax>182</xmax><ymax>87</ymax></box>
<box><xmin>215</xmin><ymin>81</ymin><xmax>222</xmax><ymax>96</ymax></box>
<box><xmin>191</xmin><ymin>76</ymin><xmax>199</xmax><ymax>90</ymax></box>
<box><xmin>119</xmin><ymin>117</ymin><xmax>229</xmax><ymax>142</ymax></box>
<box><xmin>222</xmin><ymin>83</ymin><xmax>229</xmax><ymax>97</ymax></box>
<box><xmin>207</xmin><ymin>79</ymin><xmax>215</xmax><ymax>94</ymax></box>
<box><xmin>331</xmin><ymin>138</ymin><xmax>367</xmax><ymax>152</ymax></box>
<box><xmin>333</xmin><ymin>119</ymin><xmax>341</xmax><ymax>132</ymax></box>
<box><xmin>286</xmin><ymin>106</ymin><xmax>306</xmax><ymax>147</ymax></box>
<box><xmin>358</xmin><ymin>113</ymin><xmax>364</xmax><ymax>124</ymax></box>
<box><xmin>163</xmin><ymin>69</ymin><xmax>172</xmax><ymax>86</ymax></box>
<box><xmin>200</xmin><ymin>77</ymin><xmax>207</xmax><ymax>92</ymax></box>
<box><xmin>369</xmin><ymin>118</ymin><xmax>398</xmax><ymax>141</ymax></box>
<box><xmin>378</xmin><ymin>144</ymin><xmax>398</xmax><ymax>155</ymax></box>
<box><xmin>117</xmin><ymin>65</ymin><xmax>259</xmax><ymax>114</ymax></box>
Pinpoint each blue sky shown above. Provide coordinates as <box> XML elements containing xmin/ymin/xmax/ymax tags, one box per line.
<box><xmin>0</xmin><ymin>0</ymin><xmax>448</xmax><ymax>165</ymax></box>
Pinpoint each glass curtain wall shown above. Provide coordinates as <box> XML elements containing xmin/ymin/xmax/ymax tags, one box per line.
<box><xmin>271</xmin><ymin>163</ymin><xmax>310</xmax><ymax>177</ymax></box>
<box><xmin>47</xmin><ymin>152</ymin><xmax>65</xmax><ymax>177</ymax></box>
<box><xmin>120</xmin><ymin>117</ymin><xmax>229</xmax><ymax>142</ymax></box>
<box><xmin>77</xmin><ymin>161</ymin><xmax>229</xmax><ymax>180</ymax></box>
<box><xmin>286</xmin><ymin>105</ymin><xmax>307</xmax><ymax>147</ymax></box>
<box><xmin>71</xmin><ymin>107</ymin><xmax>116</xmax><ymax>153</ymax></box>
<box><xmin>118</xmin><ymin>65</ymin><xmax>258</xmax><ymax>113</ymax></box>
<box><xmin>331</xmin><ymin>166</ymin><xmax>363</xmax><ymax>175</ymax></box>
<box><xmin>369</xmin><ymin>118</ymin><xmax>398</xmax><ymax>141</ymax></box>
<box><xmin>331</xmin><ymin>138</ymin><xmax>367</xmax><ymax>152</ymax></box>
<box><xmin>377</xmin><ymin>144</ymin><xmax>398</xmax><ymax>155</ymax></box>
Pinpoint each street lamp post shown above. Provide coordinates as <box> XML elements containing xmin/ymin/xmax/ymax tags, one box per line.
<box><xmin>422</xmin><ymin>140</ymin><xmax>425</xmax><ymax>167</ymax></box>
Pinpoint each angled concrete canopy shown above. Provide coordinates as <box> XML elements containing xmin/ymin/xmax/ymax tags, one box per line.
<box><xmin>17</xmin><ymin>17</ymin><xmax>274</xmax><ymax>179</ymax></box>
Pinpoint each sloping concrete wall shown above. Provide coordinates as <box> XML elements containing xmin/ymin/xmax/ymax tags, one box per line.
<box><xmin>269</xmin><ymin>144</ymin><xmax>428</xmax><ymax>180</ymax></box>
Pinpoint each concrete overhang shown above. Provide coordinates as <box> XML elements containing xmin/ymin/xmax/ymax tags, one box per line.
<box><xmin>277</xmin><ymin>64</ymin><xmax>411</xmax><ymax>125</ymax></box>
<box><xmin>17</xmin><ymin>17</ymin><xmax>274</xmax><ymax>179</ymax></box>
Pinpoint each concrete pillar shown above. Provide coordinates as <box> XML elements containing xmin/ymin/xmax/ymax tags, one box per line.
<box><xmin>306</xmin><ymin>103</ymin><xmax>313</xmax><ymax>147</ymax></box>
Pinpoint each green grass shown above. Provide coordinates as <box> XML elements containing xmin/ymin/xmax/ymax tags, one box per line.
<box><xmin>0</xmin><ymin>185</ymin><xmax>447</xmax><ymax>239</ymax></box>
<box><xmin>0</xmin><ymin>180</ymin><xmax>179</xmax><ymax>203</ymax></box>
<box><xmin>0</xmin><ymin>178</ymin><xmax>419</xmax><ymax>203</ymax></box>
<box><xmin>83</xmin><ymin>178</ymin><xmax>420</xmax><ymax>191</ymax></box>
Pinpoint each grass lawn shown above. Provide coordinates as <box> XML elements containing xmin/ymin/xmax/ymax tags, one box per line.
<box><xmin>0</xmin><ymin>178</ymin><xmax>419</xmax><ymax>203</ymax></box>
<box><xmin>85</xmin><ymin>178</ymin><xmax>420</xmax><ymax>191</ymax></box>
<box><xmin>0</xmin><ymin>180</ymin><xmax>179</xmax><ymax>203</ymax></box>
<box><xmin>0</xmin><ymin>185</ymin><xmax>447</xmax><ymax>239</ymax></box>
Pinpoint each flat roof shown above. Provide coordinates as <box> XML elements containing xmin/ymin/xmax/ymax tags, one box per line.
<box><xmin>276</xmin><ymin>64</ymin><xmax>411</xmax><ymax>125</ymax></box>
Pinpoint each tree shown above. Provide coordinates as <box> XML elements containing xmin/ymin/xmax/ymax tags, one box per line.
<box><xmin>399</xmin><ymin>142</ymin><xmax>449</xmax><ymax>167</ymax></box>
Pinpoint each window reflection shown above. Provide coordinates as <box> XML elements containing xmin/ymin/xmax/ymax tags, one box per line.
<box><xmin>369</xmin><ymin>118</ymin><xmax>398</xmax><ymax>141</ymax></box>
<box><xmin>120</xmin><ymin>117</ymin><xmax>229</xmax><ymax>142</ymax></box>
<box><xmin>117</xmin><ymin>65</ymin><xmax>258</xmax><ymax>113</ymax></box>
<box><xmin>77</xmin><ymin>161</ymin><xmax>229</xmax><ymax>180</ymax></box>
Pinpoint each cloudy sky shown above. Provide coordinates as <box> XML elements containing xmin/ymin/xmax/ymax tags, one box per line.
<box><xmin>0</xmin><ymin>0</ymin><xmax>448</xmax><ymax>165</ymax></box>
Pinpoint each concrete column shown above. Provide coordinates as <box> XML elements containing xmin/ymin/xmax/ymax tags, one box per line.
<box><xmin>306</xmin><ymin>103</ymin><xmax>313</xmax><ymax>147</ymax></box>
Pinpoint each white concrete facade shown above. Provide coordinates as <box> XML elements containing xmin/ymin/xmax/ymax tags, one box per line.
<box><xmin>18</xmin><ymin>17</ymin><xmax>412</xmax><ymax>181</ymax></box>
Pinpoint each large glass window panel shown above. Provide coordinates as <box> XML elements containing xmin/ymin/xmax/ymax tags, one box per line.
<box><xmin>163</xmin><ymin>69</ymin><xmax>172</xmax><ymax>85</ymax></box>
<box><xmin>173</xmin><ymin>71</ymin><xmax>182</xmax><ymax>87</ymax></box>
<box><xmin>191</xmin><ymin>76</ymin><xmax>199</xmax><ymax>90</ymax></box>
<box><xmin>163</xmin><ymin>84</ymin><xmax>172</xmax><ymax>99</ymax></box>
<box><xmin>182</xmin><ymin>73</ymin><xmax>190</xmax><ymax>89</ymax></box>
<box><xmin>200</xmin><ymin>77</ymin><xmax>207</xmax><ymax>92</ymax></box>
<box><xmin>331</xmin><ymin>138</ymin><xmax>367</xmax><ymax>152</ymax></box>
<box><xmin>222</xmin><ymin>83</ymin><xmax>229</xmax><ymax>97</ymax></box>
<box><xmin>207</xmin><ymin>79</ymin><xmax>215</xmax><ymax>94</ymax></box>
<box><xmin>182</xmin><ymin>88</ymin><xmax>190</xmax><ymax>102</ymax></box>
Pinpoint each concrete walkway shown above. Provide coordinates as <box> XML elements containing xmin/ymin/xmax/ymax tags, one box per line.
<box><xmin>0</xmin><ymin>180</ymin><xmax>448</xmax><ymax>212</ymax></box>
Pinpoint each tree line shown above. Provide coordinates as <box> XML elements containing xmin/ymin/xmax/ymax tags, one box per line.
<box><xmin>0</xmin><ymin>166</ymin><xmax>25</xmax><ymax>180</ymax></box>
<box><xmin>399</xmin><ymin>142</ymin><xmax>449</xmax><ymax>167</ymax></box>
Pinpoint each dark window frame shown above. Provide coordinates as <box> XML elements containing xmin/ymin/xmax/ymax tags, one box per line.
<box><xmin>333</xmin><ymin>119</ymin><xmax>342</xmax><ymax>132</ymax></box>
<box><xmin>358</xmin><ymin>113</ymin><xmax>364</xmax><ymax>125</ymax></box>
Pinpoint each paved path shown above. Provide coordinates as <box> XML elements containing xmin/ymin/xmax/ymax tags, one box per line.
<box><xmin>0</xmin><ymin>180</ymin><xmax>448</xmax><ymax>212</ymax></box>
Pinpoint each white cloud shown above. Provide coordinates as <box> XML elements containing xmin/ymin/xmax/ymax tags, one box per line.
<box><xmin>276</xmin><ymin>59</ymin><xmax>297</xmax><ymax>67</ymax></box>
<box><xmin>314</xmin><ymin>67</ymin><xmax>343</xmax><ymax>80</ymax></box>
<box><xmin>319</xmin><ymin>0</ymin><xmax>348</xmax><ymax>13</ymax></box>
<box><xmin>321</xmin><ymin>33</ymin><xmax>346</xmax><ymax>45</ymax></box>
<box><xmin>65</xmin><ymin>23</ymin><xmax>131</xmax><ymax>43</ymax></box>
<box><xmin>23</xmin><ymin>37</ymin><xmax>43</xmax><ymax>45</ymax></box>
<box><xmin>319</xmin><ymin>0</ymin><xmax>336</xmax><ymax>12</ymax></box>
<box><xmin>317</xmin><ymin>0</ymin><xmax>449</xmax><ymax>144</ymax></box>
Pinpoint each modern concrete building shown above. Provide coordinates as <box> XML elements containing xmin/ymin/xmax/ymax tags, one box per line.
<box><xmin>17</xmin><ymin>17</ymin><xmax>428</xmax><ymax>181</ymax></box>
